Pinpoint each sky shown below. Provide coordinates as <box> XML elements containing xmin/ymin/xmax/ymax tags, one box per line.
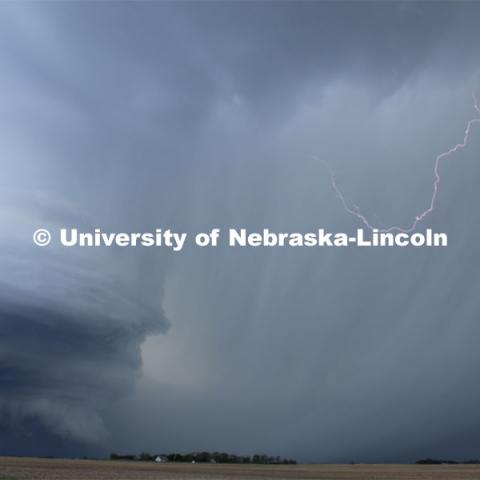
<box><xmin>1</xmin><ymin>1</ymin><xmax>480</xmax><ymax>463</ymax></box>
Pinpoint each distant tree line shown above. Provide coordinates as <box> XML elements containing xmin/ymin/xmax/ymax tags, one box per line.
<box><xmin>416</xmin><ymin>458</ymin><xmax>480</xmax><ymax>465</ymax></box>
<box><xmin>110</xmin><ymin>451</ymin><xmax>296</xmax><ymax>464</ymax></box>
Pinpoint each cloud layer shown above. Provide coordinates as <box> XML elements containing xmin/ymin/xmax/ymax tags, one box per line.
<box><xmin>1</xmin><ymin>2</ymin><xmax>480</xmax><ymax>461</ymax></box>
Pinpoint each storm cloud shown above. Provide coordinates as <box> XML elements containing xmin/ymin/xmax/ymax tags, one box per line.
<box><xmin>0</xmin><ymin>192</ymin><xmax>168</xmax><ymax>454</ymax></box>
<box><xmin>1</xmin><ymin>1</ymin><xmax>480</xmax><ymax>462</ymax></box>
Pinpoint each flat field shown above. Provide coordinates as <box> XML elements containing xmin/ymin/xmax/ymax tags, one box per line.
<box><xmin>2</xmin><ymin>456</ymin><xmax>480</xmax><ymax>480</ymax></box>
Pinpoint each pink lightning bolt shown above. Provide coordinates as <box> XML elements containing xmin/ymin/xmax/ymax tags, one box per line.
<box><xmin>321</xmin><ymin>93</ymin><xmax>480</xmax><ymax>233</ymax></box>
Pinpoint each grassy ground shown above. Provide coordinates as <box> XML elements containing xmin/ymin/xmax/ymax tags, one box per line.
<box><xmin>2</xmin><ymin>456</ymin><xmax>480</xmax><ymax>480</ymax></box>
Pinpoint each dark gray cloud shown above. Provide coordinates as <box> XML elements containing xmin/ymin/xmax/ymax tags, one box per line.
<box><xmin>1</xmin><ymin>1</ymin><xmax>480</xmax><ymax>462</ymax></box>
<box><xmin>0</xmin><ymin>194</ymin><xmax>168</xmax><ymax>454</ymax></box>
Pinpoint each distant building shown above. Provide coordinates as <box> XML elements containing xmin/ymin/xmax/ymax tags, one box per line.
<box><xmin>155</xmin><ymin>456</ymin><xmax>166</xmax><ymax>463</ymax></box>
